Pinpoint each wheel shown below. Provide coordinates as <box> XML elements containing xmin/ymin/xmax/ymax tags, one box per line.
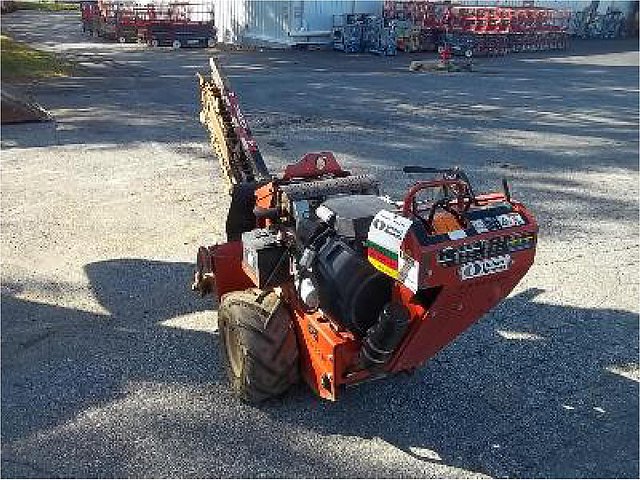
<box><xmin>118</xmin><ymin>36</ymin><xmax>126</xmax><ymax>44</ymax></box>
<box><xmin>150</xmin><ymin>39</ymin><xmax>159</xmax><ymax>47</ymax></box>
<box><xmin>172</xmin><ymin>39</ymin><xmax>181</xmax><ymax>49</ymax></box>
<box><xmin>92</xmin><ymin>30</ymin><xmax>99</xmax><ymax>38</ymax></box>
<box><xmin>218</xmin><ymin>289</ymin><xmax>299</xmax><ymax>403</ymax></box>
<box><xmin>207</xmin><ymin>37</ymin><xmax>216</xmax><ymax>48</ymax></box>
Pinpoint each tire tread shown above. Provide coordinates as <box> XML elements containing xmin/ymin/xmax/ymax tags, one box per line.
<box><xmin>218</xmin><ymin>289</ymin><xmax>299</xmax><ymax>403</ymax></box>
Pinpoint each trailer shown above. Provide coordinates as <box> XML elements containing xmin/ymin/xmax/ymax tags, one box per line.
<box><xmin>144</xmin><ymin>20</ymin><xmax>216</xmax><ymax>48</ymax></box>
<box><xmin>141</xmin><ymin>2</ymin><xmax>216</xmax><ymax>48</ymax></box>
<box><xmin>80</xmin><ymin>1</ymin><xmax>216</xmax><ymax>48</ymax></box>
<box><xmin>80</xmin><ymin>0</ymin><xmax>100</xmax><ymax>35</ymax></box>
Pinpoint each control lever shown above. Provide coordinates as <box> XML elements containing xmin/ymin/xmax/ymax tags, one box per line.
<box><xmin>502</xmin><ymin>178</ymin><xmax>511</xmax><ymax>202</ymax></box>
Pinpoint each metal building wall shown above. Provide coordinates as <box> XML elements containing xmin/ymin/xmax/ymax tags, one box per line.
<box><xmin>209</xmin><ymin>0</ymin><xmax>383</xmax><ymax>46</ymax></box>
<box><xmin>211</xmin><ymin>0</ymin><xmax>246</xmax><ymax>44</ymax></box>
<box><xmin>294</xmin><ymin>0</ymin><xmax>382</xmax><ymax>31</ymax></box>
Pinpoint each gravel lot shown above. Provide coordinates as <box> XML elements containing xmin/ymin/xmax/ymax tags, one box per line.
<box><xmin>2</xmin><ymin>10</ymin><xmax>639</xmax><ymax>479</ymax></box>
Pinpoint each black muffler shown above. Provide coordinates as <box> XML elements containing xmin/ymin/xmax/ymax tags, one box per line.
<box><xmin>359</xmin><ymin>302</ymin><xmax>410</xmax><ymax>370</ymax></box>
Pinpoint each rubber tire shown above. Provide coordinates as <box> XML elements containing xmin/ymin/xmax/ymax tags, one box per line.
<box><xmin>172</xmin><ymin>39</ymin><xmax>181</xmax><ymax>49</ymax></box>
<box><xmin>218</xmin><ymin>289</ymin><xmax>299</xmax><ymax>403</ymax></box>
<box><xmin>150</xmin><ymin>39</ymin><xmax>159</xmax><ymax>48</ymax></box>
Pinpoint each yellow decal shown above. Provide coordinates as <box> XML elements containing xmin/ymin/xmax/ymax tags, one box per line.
<box><xmin>368</xmin><ymin>256</ymin><xmax>399</xmax><ymax>279</ymax></box>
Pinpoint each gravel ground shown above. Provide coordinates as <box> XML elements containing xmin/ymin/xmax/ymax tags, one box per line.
<box><xmin>2</xmin><ymin>11</ymin><xmax>639</xmax><ymax>479</ymax></box>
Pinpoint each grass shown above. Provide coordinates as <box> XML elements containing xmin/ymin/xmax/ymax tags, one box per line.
<box><xmin>13</xmin><ymin>1</ymin><xmax>78</xmax><ymax>11</ymax></box>
<box><xmin>1</xmin><ymin>34</ymin><xmax>72</xmax><ymax>80</ymax></box>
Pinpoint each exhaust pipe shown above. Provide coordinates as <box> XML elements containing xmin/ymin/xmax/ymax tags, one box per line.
<box><xmin>360</xmin><ymin>302</ymin><xmax>410</xmax><ymax>370</ymax></box>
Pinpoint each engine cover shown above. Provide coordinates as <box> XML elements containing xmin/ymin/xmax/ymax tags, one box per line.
<box><xmin>317</xmin><ymin>194</ymin><xmax>391</xmax><ymax>242</ymax></box>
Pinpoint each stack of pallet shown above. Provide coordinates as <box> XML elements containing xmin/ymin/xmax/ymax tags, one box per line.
<box><xmin>384</xmin><ymin>0</ymin><xmax>447</xmax><ymax>52</ymax></box>
<box><xmin>332</xmin><ymin>13</ymin><xmax>366</xmax><ymax>53</ymax></box>
<box><xmin>332</xmin><ymin>13</ymin><xmax>396</xmax><ymax>56</ymax></box>
<box><xmin>391</xmin><ymin>20</ymin><xmax>439</xmax><ymax>52</ymax></box>
<box><xmin>363</xmin><ymin>15</ymin><xmax>397</xmax><ymax>55</ymax></box>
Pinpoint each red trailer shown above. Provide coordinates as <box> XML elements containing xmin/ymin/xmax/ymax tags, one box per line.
<box><xmin>80</xmin><ymin>0</ymin><xmax>100</xmax><ymax>35</ymax></box>
<box><xmin>141</xmin><ymin>3</ymin><xmax>216</xmax><ymax>48</ymax></box>
<box><xmin>81</xmin><ymin>0</ymin><xmax>130</xmax><ymax>41</ymax></box>
<box><xmin>80</xmin><ymin>1</ymin><xmax>216</xmax><ymax>48</ymax></box>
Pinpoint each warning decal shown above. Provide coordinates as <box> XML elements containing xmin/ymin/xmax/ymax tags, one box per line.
<box><xmin>367</xmin><ymin>210</ymin><xmax>414</xmax><ymax>280</ymax></box>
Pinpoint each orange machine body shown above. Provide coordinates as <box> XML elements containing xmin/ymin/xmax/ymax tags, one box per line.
<box><xmin>196</xmin><ymin>58</ymin><xmax>537</xmax><ymax>400</ymax></box>
<box><xmin>211</xmin><ymin>158</ymin><xmax>537</xmax><ymax>400</ymax></box>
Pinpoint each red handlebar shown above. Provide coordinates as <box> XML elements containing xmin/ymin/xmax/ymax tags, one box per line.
<box><xmin>402</xmin><ymin>179</ymin><xmax>469</xmax><ymax>216</ymax></box>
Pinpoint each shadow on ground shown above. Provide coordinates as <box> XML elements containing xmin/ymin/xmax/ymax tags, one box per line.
<box><xmin>1</xmin><ymin>260</ymin><xmax>217</xmax><ymax>442</ymax></box>
<box><xmin>2</xmin><ymin>258</ymin><xmax>638</xmax><ymax>478</ymax></box>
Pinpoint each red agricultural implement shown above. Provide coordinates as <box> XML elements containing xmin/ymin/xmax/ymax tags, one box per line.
<box><xmin>383</xmin><ymin>1</ymin><xmax>568</xmax><ymax>55</ymax></box>
<box><xmin>192</xmin><ymin>58</ymin><xmax>538</xmax><ymax>402</ymax></box>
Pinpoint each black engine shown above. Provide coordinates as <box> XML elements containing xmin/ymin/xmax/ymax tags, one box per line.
<box><xmin>241</xmin><ymin>193</ymin><xmax>411</xmax><ymax>370</ymax></box>
<box><xmin>296</xmin><ymin>195</ymin><xmax>393</xmax><ymax>335</ymax></box>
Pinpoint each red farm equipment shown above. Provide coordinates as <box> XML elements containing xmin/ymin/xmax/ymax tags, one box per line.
<box><xmin>445</xmin><ymin>5</ymin><xmax>569</xmax><ymax>55</ymax></box>
<box><xmin>81</xmin><ymin>0</ymin><xmax>141</xmax><ymax>42</ymax></box>
<box><xmin>192</xmin><ymin>58</ymin><xmax>538</xmax><ymax>402</ymax></box>
<box><xmin>383</xmin><ymin>1</ymin><xmax>568</xmax><ymax>56</ymax></box>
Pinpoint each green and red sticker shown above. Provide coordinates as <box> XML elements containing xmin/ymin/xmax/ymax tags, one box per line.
<box><xmin>366</xmin><ymin>239</ymin><xmax>399</xmax><ymax>278</ymax></box>
<box><xmin>366</xmin><ymin>210</ymin><xmax>418</xmax><ymax>292</ymax></box>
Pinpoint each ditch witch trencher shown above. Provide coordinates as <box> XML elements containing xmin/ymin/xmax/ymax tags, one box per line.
<box><xmin>192</xmin><ymin>58</ymin><xmax>538</xmax><ymax>402</ymax></box>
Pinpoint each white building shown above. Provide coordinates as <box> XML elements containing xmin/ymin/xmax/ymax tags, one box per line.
<box><xmin>209</xmin><ymin>1</ymin><xmax>381</xmax><ymax>47</ymax></box>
